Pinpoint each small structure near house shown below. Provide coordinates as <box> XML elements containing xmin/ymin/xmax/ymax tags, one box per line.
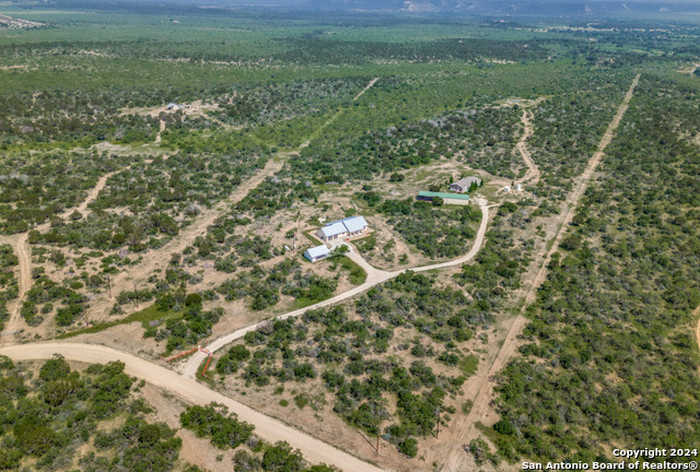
<box><xmin>417</xmin><ymin>191</ymin><xmax>470</xmax><ymax>205</ymax></box>
<box><xmin>317</xmin><ymin>216</ymin><xmax>369</xmax><ymax>242</ymax></box>
<box><xmin>515</xmin><ymin>183</ymin><xmax>523</xmax><ymax>192</ymax></box>
<box><xmin>166</xmin><ymin>103</ymin><xmax>181</xmax><ymax>111</ymax></box>
<box><xmin>449</xmin><ymin>176</ymin><xmax>482</xmax><ymax>193</ymax></box>
<box><xmin>304</xmin><ymin>245</ymin><xmax>331</xmax><ymax>263</ymax></box>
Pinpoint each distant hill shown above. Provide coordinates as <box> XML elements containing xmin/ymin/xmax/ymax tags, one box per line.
<box><xmin>11</xmin><ymin>0</ymin><xmax>700</xmax><ymax>20</ymax></box>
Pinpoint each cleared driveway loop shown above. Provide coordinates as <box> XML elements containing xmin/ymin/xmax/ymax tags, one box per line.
<box><xmin>183</xmin><ymin>198</ymin><xmax>489</xmax><ymax>378</ymax></box>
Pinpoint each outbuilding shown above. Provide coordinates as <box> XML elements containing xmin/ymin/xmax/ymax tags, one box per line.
<box><xmin>417</xmin><ymin>191</ymin><xmax>470</xmax><ymax>205</ymax></box>
<box><xmin>449</xmin><ymin>176</ymin><xmax>482</xmax><ymax>193</ymax></box>
<box><xmin>304</xmin><ymin>245</ymin><xmax>331</xmax><ymax>263</ymax></box>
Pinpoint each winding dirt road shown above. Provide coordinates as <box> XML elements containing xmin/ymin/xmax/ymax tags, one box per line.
<box><xmin>0</xmin><ymin>343</ymin><xmax>383</xmax><ymax>472</ymax></box>
<box><xmin>182</xmin><ymin>198</ymin><xmax>489</xmax><ymax>378</ymax></box>
<box><xmin>515</xmin><ymin>109</ymin><xmax>540</xmax><ymax>185</ymax></box>
<box><xmin>439</xmin><ymin>74</ymin><xmax>640</xmax><ymax>472</ymax></box>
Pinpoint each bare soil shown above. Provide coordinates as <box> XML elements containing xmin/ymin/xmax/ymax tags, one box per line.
<box><xmin>515</xmin><ymin>108</ymin><xmax>540</xmax><ymax>185</ymax></box>
<box><xmin>0</xmin><ymin>233</ymin><xmax>31</xmax><ymax>342</ymax></box>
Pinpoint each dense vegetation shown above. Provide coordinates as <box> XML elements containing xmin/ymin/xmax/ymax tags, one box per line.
<box><xmin>179</xmin><ymin>403</ymin><xmax>338</xmax><ymax>471</ymax></box>
<box><xmin>378</xmin><ymin>198</ymin><xmax>482</xmax><ymax>259</ymax></box>
<box><xmin>490</xmin><ymin>75</ymin><xmax>700</xmax><ymax>464</ymax></box>
<box><xmin>0</xmin><ymin>355</ymin><xmax>184</xmax><ymax>471</ymax></box>
<box><xmin>289</xmin><ymin>104</ymin><xmax>522</xmax><ymax>183</ymax></box>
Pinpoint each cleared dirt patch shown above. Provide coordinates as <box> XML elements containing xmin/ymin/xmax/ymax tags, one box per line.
<box><xmin>0</xmin><ymin>233</ymin><xmax>31</xmax><ymax>341</ymax></box>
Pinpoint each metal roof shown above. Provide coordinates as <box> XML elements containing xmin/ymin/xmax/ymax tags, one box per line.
<box><xmin>305</xmin><ymin>245</ymin><xmax>331</xmax><ymax>259</ymax></box>
<box><xmin>320</xmin><ymin>222</ymin><xmax>347</xmax><ymax>238</ymax></box>
<box><xmin>417</xmin><ymin>191</ymin><xmax>470</xmax><ymax>201</ymax></box>
<box><xmin>342</xmin><ymin>216</ymin><xmax>368</xmax><ymax>233</ymax></box>
<box><xmin>453</xmin><ymin>176</ymin><xmax>481</xmax><ymax>187</ymax></box>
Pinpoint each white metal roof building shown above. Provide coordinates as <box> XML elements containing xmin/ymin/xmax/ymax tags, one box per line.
<box><xmin>342</xmin><ymin>216</ymin><xmax>368</xmax><ymax>234</ymax></box>
<box><xmin>319</xmin><ymin>222</ymin><xmax>347</xmax><ymax>241</ymax></box>
<box><xmin>304</xmin><ymin>245</ymin><xmax>331</xmax><ymax>262</ymax></box>
<box><xmin>317</xmin><ymin>216</ymin><xmax>369</xmax><ymax>241</ymax></box>
<box><xmin>449</xmin><ymin>176</ymin><xmax>482</xmax><ymax>193</ymax></box>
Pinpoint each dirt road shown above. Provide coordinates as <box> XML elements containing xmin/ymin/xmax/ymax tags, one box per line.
<box><xmin>91</xmin><ymin>77</ymin><xmax>382</xmax><ymax>320</ymax></box>
<box><xmin>0</xmin><ymin>167</ymin><xmax>130</xmax><ymax>338</ymax></box>
<box><xmin>156</xmin><ymin>119</ymin><xmax>166</xmax><ymax>144</ymax></box>
<box><xmin>353</xmin><ymin>77</ymin><xmax>379</xmax><ymax>101</ymax></box>
<box><xmin>515</xmin><ymin>109</ymin><xmax>540</xmax><ymax>185</ymax></box>
<box><xmin>182</xmin><ymin>198</ymin><xmax>489</xmax><ymax>378</ymax></box>
<box><xmin>0</xmin><ymin>343</ymin><xmax>383</xmax><ymax>472</ymax></box>
<box><xmin>439</xmin><ymin>74</ymin><xmax>641</xmax><ymax>472</ymax></box>
<box><xmin>86</xmin><ymin>156</ymin><xmax>286</xmax><ymax>319</ymax></box>
<box><xmin>0</xmin><ymin>233</ymin><xmax>31</xmax><ymax>339</ymax></box>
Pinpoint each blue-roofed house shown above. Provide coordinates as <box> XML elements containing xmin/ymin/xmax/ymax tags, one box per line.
<box><xmin>304</xmin><ymin>245</ymin><xmax>331</xmax><ymax>263</ymax></box>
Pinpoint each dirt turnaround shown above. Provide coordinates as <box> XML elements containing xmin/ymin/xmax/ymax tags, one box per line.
<box><xmin>438</xmin><ymin>73</ymin><xmax>641</xmax><ymax>472</ymax></box>
<box><xmin>0</xmin><ymin>343</ymin><xmax>383</xmax><ymax>472</ymax></box>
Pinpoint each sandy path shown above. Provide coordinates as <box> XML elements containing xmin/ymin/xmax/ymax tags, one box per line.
<box><xmin>0</xmin><ymin>233</ymin><xmax>30</xmax><ymax>339</ymax></box>
<box><xmin>439</xmin><ymin>74</ymin><xmax>640</xmax><ymax>472</ymax></box>
<box><xmin>182</xmin><ymin>198</ymin><xmax>489</xmax><ymax>377</ymax></box>
<box><xmin>155</xmin><ymin>119</ymin><xmax>165</xmax><ymax>144</ymax></box>
<box><xmin>515</xmin><ymin>109</ymin><xmax>540</xmax><ymax>185</ymax></box>
<box><xmin>353</xmin><ymin>77</ymin><xmax>379</xmax><ymax>101</ymax></box>
<box><xmin>677</xmin><ymin>63</ymin><xmax>700</xmax><ymax>76</ymax></box>
<box><xmin>58</xmin><ymin>171</ymin><xmax>120</xmax><ymax>222</ymax></box>
<box><xmin>0</xmin><ymin>342</ymin><xmax>383</xmax><ymax>472</ymax></box>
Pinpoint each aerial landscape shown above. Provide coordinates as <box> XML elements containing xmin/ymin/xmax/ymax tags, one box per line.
<box><xmin>0</xmin><ymin>0</ymin><xmax>697</xmax><ymax>470</ymax></box>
